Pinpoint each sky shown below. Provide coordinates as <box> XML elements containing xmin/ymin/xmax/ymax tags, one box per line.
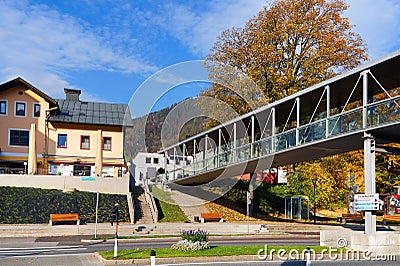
<box><xmin>1</xmin><ymin>0</ymin><xmax>400</xmax><ymax>115</ymax></box>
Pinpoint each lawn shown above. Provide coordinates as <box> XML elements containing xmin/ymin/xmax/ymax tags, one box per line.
<box><xmin>99</xmin><ymin>245</ymin><xmax>330</xmax><ymax>260</ymax></box>
<box><xmin>152</xmin><ymin>186</ymin><xmax>189</xmax><ymax>223</ymax></box>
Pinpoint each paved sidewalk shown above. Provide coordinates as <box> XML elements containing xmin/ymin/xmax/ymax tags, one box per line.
<box><xmin>0</xmin><ymin>221</ymin><xmax>348</xmax><ymax>238</ymax></box>
<box><xmin>170</xmin><ymin>189</ymin><xmax>209</xmax><ymax>222</ymax></box>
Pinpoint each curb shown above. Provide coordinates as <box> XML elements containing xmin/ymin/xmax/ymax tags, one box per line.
<box><xmin>94</xmin><ymin>252</ymin><xmax>134</xmax><ymax>265</ymax></box>
<box><xmin>94</xmin><ymin>253</ymin><xmax>268</xmax><ymax>265</ymax></box>
<box><xmin>81</xmin><ymin>239</ymin><xmax>105</xmax><ymax>244</ymax></box>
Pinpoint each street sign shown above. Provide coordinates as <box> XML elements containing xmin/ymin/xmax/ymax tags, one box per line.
<box><xmin>354</xmin><ymin>193</ymin><xmax>379</xmax><ymax>211</ymax></box>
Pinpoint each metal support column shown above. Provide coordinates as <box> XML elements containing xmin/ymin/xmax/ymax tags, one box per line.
<box><xmin>364</xmin><ymin>133</ymin><xmax>376</xmax><ymax>235</ymax></box>
<box><xmin>271</xmin><ymin>108</ymin><xmax>275</xmax><ymax>153</ymax></box>
<box><xmin>193</xmin><ymin>139</ymin><xmax>196</xmax><ymax>174</ymax></box>
<box><xmin>362</xmin><ymin>70</ymin><xmax>369</xmax><ymax>128</ymax></box>
<box><xmin>182</xmin><ymin>144</ymin><xmax>186</xmax><ymax>177</ymax></box>
<box><xmin>362</xmin><ymin>69</ymin><xmax>376</xmax><ymax>235</ymax></box>
<box><xmin>296</xmin><ymin>97</ymin><xmax>300</xmax><ymax>145</ymax></box>
<box><xmin>204</xmin><ymin>135</ymin><xmax>208</xmax><ymax>170</ymax></box>
<box><xmin>325</xmin><ymin>85</ymin><xmax>330</xmax><ymax>138</ymax></box>
<box><xmin>251</xmin><ymin>116</ymin><xmax>255</xmax><ymax>158</ymax></box>
<box><xmin>218</xmin><ymin>129</ymin><xmax>221</xmax><ymax>167</ymax></box>
<box><xmin>233</xmin><ymin>122</ymin><xmax>237</xmax><ymax>163</ymax></box>
<box><xmin>173</xmin><ymin>148</ymin><xmax>176</xmax><ymax>180</ymax></box>
<box><xmin>164</xmin><ymin>151</ymin><xmax>168</xmax><ymax>181</ymax></box>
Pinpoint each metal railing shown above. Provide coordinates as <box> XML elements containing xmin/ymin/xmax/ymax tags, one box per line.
<box><xmin>165</xmin><ymin>96</ymin><xmax>400</xmax><ymax>181</ymax></box>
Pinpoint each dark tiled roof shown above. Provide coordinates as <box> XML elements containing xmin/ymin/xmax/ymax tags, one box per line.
<box><xmin>48</xmin><ymin>100</ymin><xmax>132</xmax><ymax>126</ymax></box>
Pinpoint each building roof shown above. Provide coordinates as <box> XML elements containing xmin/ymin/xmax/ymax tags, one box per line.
<box><xmin>48</xmin><ymin>99</ymin><xmax>132</xmax><ymax>126</ymax></box>
<box><xmin>0</xmin><ymin>77</ymin><xmax>58</xmax><ymax>106</ymax></box>
<box><xmin>0</xmin><ymin>77</ymin><xmax>133</xmax><ymax>127</ymax></box>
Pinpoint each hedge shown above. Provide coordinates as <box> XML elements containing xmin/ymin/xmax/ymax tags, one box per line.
<box><xmin>0</xmin><ymin>187</ymin><xmax>129</xmax><ymax>224</ymax></box>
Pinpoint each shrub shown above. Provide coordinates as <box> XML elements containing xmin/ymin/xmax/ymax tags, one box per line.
<box><xmin>171</xmin><ymin>229</ymin><xmax>210</xmax><ymax>251</ymax></box>
<box><xmin>181</xmin><ymin>229</ymin><xmax>208</xmax><ymax>243</ymax></box>
<box><xmin>171</xmin><ymin>239</ymin><xmax>209</xmax><ymax>251</ymax></box>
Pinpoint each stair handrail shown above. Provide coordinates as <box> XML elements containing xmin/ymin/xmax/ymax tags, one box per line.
<box><xmin>143</xmin><ymin>179</ymin><xmax>158</xmax><ymax>223</ymax></box>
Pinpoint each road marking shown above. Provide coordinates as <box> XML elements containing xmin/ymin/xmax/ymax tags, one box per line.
<box><xmin>0</xmin><ymin>252</ymin><xmax>94</xmax><ymax>259</ymax></box>
<box><xmin>0</xmin><ymin>245</ymin><xmax>84</xmax><ymax>251</ymax></box>
<box><xmin>0</xmin><ymin>245</ymin><xmax>87</xmax><ymax>258</ymax></box>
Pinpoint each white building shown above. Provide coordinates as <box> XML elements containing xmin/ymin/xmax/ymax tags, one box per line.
<box><xmin>132</xmin><ymin>152</ymin><xmax>193</xmax><ymax>185</ymax></box>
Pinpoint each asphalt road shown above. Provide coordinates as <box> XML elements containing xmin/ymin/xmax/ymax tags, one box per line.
<box><xmin>0</xmin><ymin>236</ymin><xmax>398</xmax><ymax>265</ymax></box>
<box><xmin>0</xmin><ymin>235</ymin><xmax>320</xmax><ymax>257</ymax></box>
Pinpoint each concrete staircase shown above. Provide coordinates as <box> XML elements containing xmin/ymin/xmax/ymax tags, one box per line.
<box><xmin>132</xmin><ymin>186</ymin><xmax>153</xmax><ymax>224</ymax></box>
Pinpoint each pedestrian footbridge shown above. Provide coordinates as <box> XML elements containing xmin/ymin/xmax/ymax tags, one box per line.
<box><xmin>160</xmin><ymin>50</ymin><xmax>400</xmax><ymax>187</ymax></box>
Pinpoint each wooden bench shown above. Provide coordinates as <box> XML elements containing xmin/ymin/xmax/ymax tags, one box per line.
<box><xmin>49</xmin><ymin>213</ymin><xmax>79</xmax><ymax>226</ymax></box>
<box><xmin>341</xmin><ymin>213</ymin><xmax>363</xmax><ymax>224</ymax></box>
<box><xmin>200</xmin><ymin>212</ymin><xmax>222</xmax><ymax>223</ymax></box>
<box><xmin>383</xmin><ymin>215</ymin><xmax>400</xmax><ymax>224</ymax></box>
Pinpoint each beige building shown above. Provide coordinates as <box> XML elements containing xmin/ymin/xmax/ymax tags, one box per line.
<box><xmin>0</xmin><ymin>77</ymin><xmax>131</xmax><ymax>177</ymax></box>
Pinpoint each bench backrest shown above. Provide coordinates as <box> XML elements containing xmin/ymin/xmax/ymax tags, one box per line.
<box><xmin>50</xmin><ymin>213</ymin><xmax>79</xmax><ymax>221</ymax></box>
<box><xmin>201</xmin><ymin>212</ymin><xmax>221</xmax><ymax>219</ymax></box>
<box><xmin>342</xmin><ymin>213</ymin><xmax>362</xmax><ymax>218</ymax></box>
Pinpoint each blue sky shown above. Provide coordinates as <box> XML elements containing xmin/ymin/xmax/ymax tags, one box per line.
<box><xmin>1</xmin><ymin>0</ymin><xmax>400</xmax><ymax>115</ymax></box>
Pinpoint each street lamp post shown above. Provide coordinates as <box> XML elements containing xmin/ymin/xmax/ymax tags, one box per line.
<box><xmin>111</xmin><ymin>203</ymin><xmax>119</xmax><ymax>258</ymax></box>
<box><xmin>312</xmin><ymin>179</ymin><xmax>317</xmax><ymax>224</ymax></box>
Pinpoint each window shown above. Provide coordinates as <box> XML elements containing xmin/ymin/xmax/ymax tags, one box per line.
<box><xmin>57</xmin><ymin>134</ymin><xmax>67</xmax><ymax>148</ymax></box>
<box><xmin>145</xmin><ymin>157</ymin><xmax>151</xmax><ymax>164</ymax></box>
<box><xmin>103</xmin><ymin>137</ymin><xmax>112</xmax><ymax>151</ymax></box>
<box><xmin>0</xmin><ymin>100</ymin><xmax>7</xmax><ymax>115</ymax></box>
<box><xmin>9</xmin><ymin>129</ymin><xmax>29</xmax><ymax>146</ymax></box>
<box><xmin>153</xmin><ymin>158</ymin><xmax>159</xmax><ymax>164</ymax></box>
<box><xmin>80</xmin><ymin>135</ymin><xmax>90</xmax><ymax>150</ymax></box>
<box><xmin>15</xmin><ymin>102</ymin><xmax>26</xmax><ymax>116</ymax></box>
<box><xmin>33</xmin><ymin>103</ymin><xmax>41</xmax><ymax>118</ymax></box>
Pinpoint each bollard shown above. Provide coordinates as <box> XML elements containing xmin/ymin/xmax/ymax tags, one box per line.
<box><xmin>150</xmin><ymin>250</ymin><xmax>156</xmax><ymax>266</ymax></box>
<box><xmin>305</xmin><ymin>247</ymin><xmax>311</xmax><ymax>266</ymax></box>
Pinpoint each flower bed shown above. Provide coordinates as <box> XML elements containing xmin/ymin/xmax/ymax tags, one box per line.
<box><xmin>171</xmin><ymin>229</ymin><xmax>210</xmax><ymax>251</ymax></box>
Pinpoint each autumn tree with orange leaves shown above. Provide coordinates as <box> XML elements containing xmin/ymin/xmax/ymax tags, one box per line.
<box><xmin>203</xmin><ymin>0</ymin><xmax>367</xmax><ymax>114</ymax></box>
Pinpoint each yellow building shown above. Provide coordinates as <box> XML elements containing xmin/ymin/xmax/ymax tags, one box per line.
<box><xmin>0</xmin><ymin>77</ymin><xmax>131</xmax><ymax>177</ymax></box>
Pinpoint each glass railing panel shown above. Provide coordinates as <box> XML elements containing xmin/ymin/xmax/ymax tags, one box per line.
<box><xmin>219</xmin><ymin>150</ymin><xmax>232</xmax><ymax>167</ymax></box>
<box><xmin>275</xmin><ymin>129</ymin><xmax>296</xmax><ymax>152</ymax></box>
<box><xmin>236</xmin><ymin>143</ymin><xmax>251</xmax><ymax>163</ymax></box>
<box><xmin>298</xmin><ymin>119</ymin><xmax>326</xmax><ymax>145</ymax></box>
<box><xmin>195</xmin><ymin>159</ymin><xmax>206</xmax><ymax>174</ymax></box>
<box><xmin>367</xmin><ymin>97</ymin><xmax>400</xmax><ymax>126</ymax></box>
<box><xmin>255</xmin><ymin>137</ymin><xmax>273</xmax><ymax>157</ymax></box>
<box><xmin>328</xmin><ymin>108</ymin><xmax>363</xmax><ymax>136</ymax></box>
<box><xmin>205</xmin><ymin>156</ymin><xmax>217</xmax><ymax>170</ymax></box>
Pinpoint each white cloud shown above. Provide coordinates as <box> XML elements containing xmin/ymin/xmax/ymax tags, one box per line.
<box><xmin>155</xmin><ymin>0</ymin><xmax>400</xmax><ymax>60</ymax></box>
<box><xmin>0</xmin><ymin>0</ymin><xmax>157</xmax><ymax>98</ymax></box>
<box><xmin>154</xmin><ymin>0</ymin><xmax>266</xmax><ymax>56</ymax></box>
<box><xmin>346</xmin><ymin>0</ymin><xmax>400</xmax><ymax>59</ymax></box>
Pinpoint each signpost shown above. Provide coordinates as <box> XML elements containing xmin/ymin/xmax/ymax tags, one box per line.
<box><xmin>355</xmin><ymin>193</ymin><xmax>380</xmax><ymax>211</ymax></box>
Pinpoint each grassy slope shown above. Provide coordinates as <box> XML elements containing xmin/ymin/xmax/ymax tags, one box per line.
<box><xmin>152</xmin><ymin>186</ymin><xmax>189</xmax><ymax>223</ymax></box>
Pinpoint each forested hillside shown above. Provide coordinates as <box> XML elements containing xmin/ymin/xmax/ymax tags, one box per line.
<box><xmin>124</xmin><ymin>101</ymin><xmax>209</xmax><ymax>161</ymax></box>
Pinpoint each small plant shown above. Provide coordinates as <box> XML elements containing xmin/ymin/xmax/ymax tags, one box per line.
<box><xmin>181</xmin><ymin>229</ymin><xmax>208</xmax><ymax>243</ymax></box>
